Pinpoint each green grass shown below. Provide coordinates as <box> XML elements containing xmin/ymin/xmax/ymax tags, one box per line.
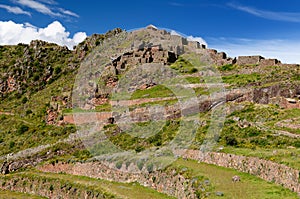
<box><xmin>130</xmin><ymin>85</ymin><xmax>175</xmax><ymax>99</ymax></box>
<box><xmin>222</xmin><ymin>73</ymin><xmax>261</xmax><ymax>86</ymax></box>
<box><xmin>1</xmin><ymin>171</ymin><xmax>174</xmax><ymax>199</ymax></box>
<box><xmin>173</xmin><ymin>159</ymin><xmax>299</xmax><ymax>199</ymax></box>
<box><xmin>218</xmin><ymin>64</ymin><xmax>237</xmax><ymax>71</ymax></box>
<box><xmin>0</xmin><ymin>114</ymin><xmax>75</xmax><ymax>156</ymax></box>
<box><xmin>170</xmin><ymin>56</ymin><xmax>198</xmax><ymax>74</ymax></box>
<box><xmin>185</xmin><ymin>76</ymin><xmax>202</xmax><ymax>84</ymax></box>
<box><xmin>207</xmin><ymin>103</ymin><xmax>300</xmax><ymax>169</ymax></box>
<box><xmin>128</xmin><ymin>99</ymin><xmax>178</xmax><ymax>111</ymax></box>
<box><xmin>0</xmin><ymin>190</ymin><xmax>46</xmax><ymax>199</ymax></box>
<box><xmin>102</xmin><ymin>120</ymin><xmax>180</xmax><ymax>152</ymax></box>
<box><xmin>221</xmin><ymin>147</ymin><xmax>300</xmax><ymax>169</ymax></box>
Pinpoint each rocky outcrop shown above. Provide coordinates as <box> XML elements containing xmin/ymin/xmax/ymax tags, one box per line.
<box><xmin>0</xmin><ymin>40</ymin><xmax>75</xmax><ymax>98</ymax></box>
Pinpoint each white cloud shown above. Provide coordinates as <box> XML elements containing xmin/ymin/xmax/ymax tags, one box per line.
<box><xmin>36</xmin><ymin>0</ymin><xmax>57</xmax><ymax>5</ymax></box>
<box><xmin>58</xmin><ymin>8</ymin><xmax>79</xmax><ymax>18</ymax></box>
<box><xmin>170</xmin><ymin>30</ymin><xmax>208</xmax><ymax>46</ymax></box>
<box><xmin>170</xmin><ymin>30</ymin><xmax>181</xmax><ymax>36</ymax></box>
<box><xmin>187</xmin><ymin>36</ymin><xmax>207</xmax><ymax>46</ymax></box>
<box><xmin>15</xmin><ymin>0</ymin><xmax>61</xmax><ymax>16</ymax></box>
<box><xmin>12</xmin><ymin>0</ymin><xmax>79</xmax><ymax>18</ymax></box>
<box><xmin>169</xmin><ymin>2</ymin><xmax>184</xmax><ymax>7</ymax></box>
<box><xmin>228</xmin><ymin>3</ymin><xmax>300</xmax><ymax>23</ymax></box>
<box><xmin>0</xmin><ymin>20</ymin><xmax>87</xmax><ymax>49</ymax></box>
<box><xmin>208</xmin><ymin>37</ymin><xmax>300</xmax><ymax>64</ymax></box>
<box><xmin>0</xmin><ymin>4</ymin><xmax>31</xmax><ymax>16</ymax></box>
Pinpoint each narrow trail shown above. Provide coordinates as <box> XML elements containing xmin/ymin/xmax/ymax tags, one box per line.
<box><xmin>0</xmin><ymin>112</ymin><xmax>13</xmax><ymax>116</ymax></box>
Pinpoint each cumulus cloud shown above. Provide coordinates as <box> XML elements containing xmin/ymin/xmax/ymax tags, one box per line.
<box><xmin>170</xmin><ymin>30</ymin><xmax>181</xmax><ymax>36</ymax></box>
<box><xmin>0</xmin><ymin>20</ymin><xmax>87</xmax><ymax>49</ymax></box>
<box><xmin>0</xmin><ymin>4</ymin><xmax>31</xmax><ymax>16</ymax></box>
<box><xmin>170</xmin><ymin>30</ymin><xmax>208</xmax><ymax>46</ymax></box>
<box><xmin>208</xmin><ymin>37</ymin><xmax>300</xmax><ymax>64</ymax></box>
<box><xmin>187</xmin><ymin>36</ymin><xmax>207</xmax><ymax>47</ymax></box>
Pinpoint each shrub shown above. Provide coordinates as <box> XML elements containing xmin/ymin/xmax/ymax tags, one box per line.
<box><xmin>225</xmin><ymin>136</ymin><xmax>238</xmax><ymax>146</ymax></box>
<box><xmin>9</xmin><ymin>141</ymin><xmax>15</xmax><ymax>149</ymax></box>
<box><xmin>219</xmin><ymin>64</ymin><xmax>235</xmax><ymax>71</ymax></box>
<box><xmin>21</xmin><ymin>96</ymin><xmax>28</xmax><ymax>104</ymax></box>
<box><xmin>115</xmin><ymin>161</ymin><xmax>123</xmax><ymax>169</ymax></box>
<box><xmin>17</xmin><ymin>124</ymin><xmax>29</xmax><ymax>135</ymax></box>
<box><xmin>26</xmin><ymin>109</ymin><xmax>33</xmax><ymax>115</ymax></box>
<box><xmin>54</xmin><ymin>66</ymin><xmax>62</xmax><ymax>75</ymax></box>
<box><xmin>49</xmin><ymin>184</ymin><xmax>54</xmax><ymax>191</ymax></box>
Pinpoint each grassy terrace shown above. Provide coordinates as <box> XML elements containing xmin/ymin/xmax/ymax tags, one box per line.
<box><xmin>0</xmin><ymin>190</ymin><xmax>46</xmax><ymax>199</ymax></box>
<box><xmin>1</xmin><ymin>158</ymin><xmax>296</xmax><ymax>199</ymax></box>
<box><xmin>174</xmin><ymin>159</ymin><xmax>298</xmax><ymax>199</ymax></box>
<box><xmin>2</xmin><ymin>159</ymin><xmax>296</xmax><ymax>199</ymax></box>
<box><xmin>0</xmin><ymin>171</ymin><xmax>174</xmax><ymax>199</ymax></box>
<box><xmin>202</xmin><ymin>103</ymin><xmax>300</xmax><ymax>169</ymax></box>
<box><xmin>130</xmin><ymin>85</ymin><xmax>175</xmax><ymax>99</ymax></box>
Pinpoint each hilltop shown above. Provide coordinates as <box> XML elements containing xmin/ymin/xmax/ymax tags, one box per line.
<box><xmin>0</xmin><ymin>25</ymin><xmax>299</xmax><ymax>198</ymax></box>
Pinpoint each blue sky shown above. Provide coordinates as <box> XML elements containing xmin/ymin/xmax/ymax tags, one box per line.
<box><xmin>1</xmin><ymin>0</ymin><xmax>300</xmax><ymax>63</ymax></box>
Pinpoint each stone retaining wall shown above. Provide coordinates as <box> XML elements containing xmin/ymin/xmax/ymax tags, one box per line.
<box><xmin>39</xmin><ymin>162</ymin><xmax>203</xmax><ymax>199</ymax></box>
<box><xmin>176</xmin><ymin>150</ymin><xmax>300</xmax><ymax>195</ymax></box>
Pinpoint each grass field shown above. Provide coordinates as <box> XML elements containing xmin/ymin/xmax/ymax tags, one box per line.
<box><xmin>1</xmin><ymin>171</ymin><xmax>174</xmax><ymax>199</ymax></box>
<box><xmin>0</xmin><ymin>190</ymin><xmax>46</xmax><ymax>199</ymax></box>
<box><xmin>174</xmin><ymin>159</ymin><xmax>299</xmax><ymax>199</ymax></box>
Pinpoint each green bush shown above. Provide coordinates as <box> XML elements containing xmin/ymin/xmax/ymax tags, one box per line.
<box><xmin>17</xmin><ymin>124</ymin><xmax>29</xmax><ymax>135</ymax></box>
<box><xmin>54</xmin><ymin>66</ymin><xmax>62</xmax><ymax>75</ymax></box>
<box><xmin>218</xmin><ymin>64</ymin><xmax>235</xmax><ymax>71</ymax></box>
<box><xmin>9</xmin><ymin>141</ymin><xmax>15</xmax><ymax>149</ymax></box>
<box><xmin>225</xmin><ymin>136</ymin><xmax>238</xmax><ymax>146</ymax></box>
<box><xmin>21</xmin><ymin>96</ymin><xmax>28</xmax><ymax>104</ymax></box>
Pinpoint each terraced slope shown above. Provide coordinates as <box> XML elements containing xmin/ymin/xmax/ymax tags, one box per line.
<box><xmin>0</xmin><ymin>26</ymin><xmax>299</xmax><ymax>198</ymax></box>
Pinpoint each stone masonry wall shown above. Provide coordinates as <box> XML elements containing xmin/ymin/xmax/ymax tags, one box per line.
<box><xmin>0</xmin><ymin>175</ymin><xmax>112</xmax><ymax>199</ymax></box>
<box><xmin>237</xmin><ymin>56</ymin><xmax>264</xmax><ymax>65</ymax></box>
<box><xmin>39</xmin><ymin>162</ymin><xmax>201</xmax><ymax>199</ymax></box>
<box><xmin>176</xmin><ymin>150</ymin><xmax>300</xmax><ymax>195</ymax></box>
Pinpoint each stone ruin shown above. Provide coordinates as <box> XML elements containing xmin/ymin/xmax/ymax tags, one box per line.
<box><xmin>109</xmin><ymin>46</ymin><xmax>177</xmax><ymax>75</ymax></box>
<box><xmin>207</xmin><ymin>54</ymin><xmax>284</xmax><ymax>67</ymax></box>
<box><xmin>130</xmin><ymin>25</ymin><xmax>206</xmax><ymax>55</ymax></box>
<box><xmin>236</xmin><ymin>55</ymin><xmax>282</xmax><ymax>66</ymax></box>
<box><xmin>207</xmin><ymin>49</ymin><xmax>236</xmax><ymax>66</ymax></box>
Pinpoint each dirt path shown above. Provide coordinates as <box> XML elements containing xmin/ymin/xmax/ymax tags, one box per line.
<box><xmin>0</xmin><ymin>112</ymin><xmax>13</xmax><ymax>116</ymax></box>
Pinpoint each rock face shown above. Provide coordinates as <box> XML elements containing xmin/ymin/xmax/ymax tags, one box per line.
<box><xmin>0</xmin><ymin>40</ymin><xmax>74</xmax><ymax>98</ymax></box>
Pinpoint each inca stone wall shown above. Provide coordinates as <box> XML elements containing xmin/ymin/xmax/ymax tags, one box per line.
<box><xmin>176</xmin><ymin>150</ymin><xmax>300</xmax><ymax>195</ymax></box>
<box><xmin>236</xmin><ymin>55</ymin><xmax>264</xmax><ymax>65</ymax></box>
<box><xmin>0</xmin><ymin>175</ymin><xmax>113</xmax><ymax>199</ymax></box>
<box><xmin>39</xmin><ymin>162</ymin><xmax>203</xmax><ymax>199</ymax></box>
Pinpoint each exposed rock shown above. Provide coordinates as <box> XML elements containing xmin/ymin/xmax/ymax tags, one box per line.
<box><xmin>215</xmin><ymin>191</ymin><xmax>224</xmax><ymax>196</ymax></box>
<box><xmin>232</xmin><ymin>175</ymin><xmax>241</xmax><ymax>182</ymax></box>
